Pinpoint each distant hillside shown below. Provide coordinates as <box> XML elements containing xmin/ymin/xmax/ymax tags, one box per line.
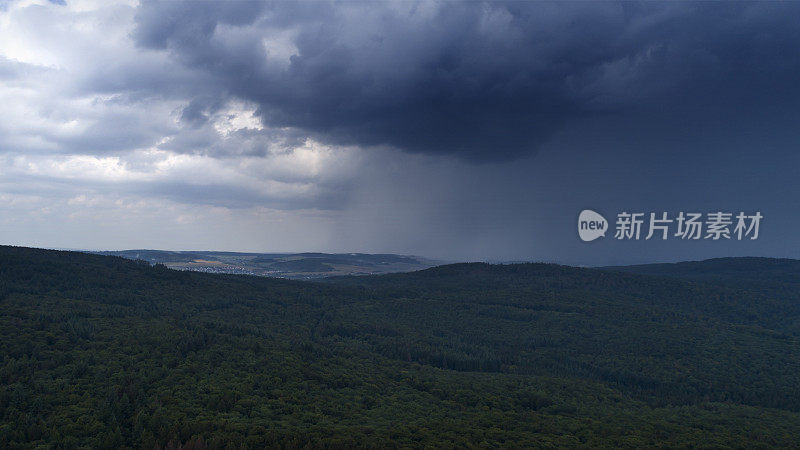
<box><xmin>604</xmin><ymin>256</ymin><xmax>800</xmax><ymax>279</ymax></box>
<box><xmin>2</xmin><ymin>246</ymin><xmax>800</xmax><ymax>447</ymax></box>
<box><xmin>603</xmin><ymin>257</ymin><xmax>800</xmax><ymax>296</ymax></box>
<box><xmin>92</xmin><ymin>249</ymin><xmax>439</xmax><ymax>279</ymax></box>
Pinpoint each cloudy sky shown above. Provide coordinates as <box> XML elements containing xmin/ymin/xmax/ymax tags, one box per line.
<box><xmin>1</xmin><ymin>0</ymin><xmax>799</xmax><ymax>265</ymax></box>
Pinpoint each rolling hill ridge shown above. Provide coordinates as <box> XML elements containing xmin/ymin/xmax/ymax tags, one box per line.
<box><xmin>1</xmin><ymin>246</ymin><xmax>799</xmax><ymax>448</ymax></box>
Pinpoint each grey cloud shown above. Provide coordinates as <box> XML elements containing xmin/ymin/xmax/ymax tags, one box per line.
<box><xmin>180</xmin><ymin>96</ymin><xmax>225</xmax><ymax>128</ymax></box>
<box><xmin>57</xmin><ymin>113</ymin><xmax>169</xmax><ymax>154</ymax></box>
<box><xmin>135</xmin><ymin>181</ymin><xmax>344</xmax><ymax>211</ymax></box>
<box><xmin>76</xmin><ymin>57</ymin><xmax>210</xmax><ymax>101</ymax></box>
<box><xmin>132</xmin><ymin>1</ymin><xmax>266</xmax><ymax>50</ymax></box>
<box><xmin>160</xmin><ymin>123</ymin><xmax>307</xmax><ymax>159</ymax></box>
<box><xmin>0</xmin><ymin>166</ymin><xmax>343</xmax><ymax>211</ymax></box>
<box><xmin>0</xmin><ymin>56</ymin><xmax>49</xmax><ymax>82</ymax></box>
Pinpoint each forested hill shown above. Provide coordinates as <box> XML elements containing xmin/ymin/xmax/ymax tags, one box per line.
<box><xmin>604</xmin><ymin>256</ymin><xmax>800</xmax><ymax>286</ymax></box>
<box><xmin>324</xmin><ymin>259</ymin><xmax>800</xmax><ymax>335</ymax></box>
<box><xmin>602</xmin><ymin>257</ymin><xmax>800</xmax><ymax>309</ymax></box>
<box><xmin>2</xmin><ymin>246</ymin><xmax>800</xmax><ymax>448</ymax></box>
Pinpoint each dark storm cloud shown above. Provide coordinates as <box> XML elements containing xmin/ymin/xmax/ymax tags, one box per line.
<box><xmin>131</xmin><ymin>1</ymin><xmax>800</xmax><ymax>161</ymax></box>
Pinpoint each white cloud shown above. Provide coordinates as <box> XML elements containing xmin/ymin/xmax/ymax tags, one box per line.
<box><xmin>0</xmin><ymin>0</ymin><xmax>366</xmax><ymax>217</ymax></box>
<box><xmin>212</xmin><ymin>99</ymin><xmax>264</xmax><ymax>135</ymax></box>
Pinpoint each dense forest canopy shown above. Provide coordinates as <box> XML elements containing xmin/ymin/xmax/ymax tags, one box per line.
<box><xmin>1</xmin><ymin>246</ymin><xmax>799</xmax><ymax>448</ymax></box>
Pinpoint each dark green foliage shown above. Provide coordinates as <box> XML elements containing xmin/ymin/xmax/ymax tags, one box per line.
<box><xmin>1</xmin><ymin>246</ymin><xmax>799</xmax><ymax>448</ymax></box>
